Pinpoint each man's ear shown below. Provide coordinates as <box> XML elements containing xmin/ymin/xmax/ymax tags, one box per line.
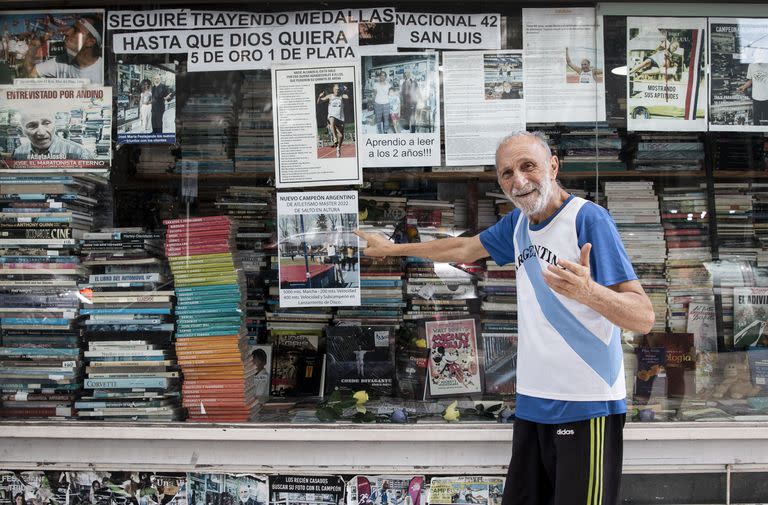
<box><xmin>550</xmin><ymin>154</ymin><xmax>559</xmax><ymax>179</ymax></box>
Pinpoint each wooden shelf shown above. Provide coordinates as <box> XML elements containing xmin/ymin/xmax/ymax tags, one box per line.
<box><xmin>119</xmin><ymin>170</ymin><xmax>768</xmax><ymax>186</ymax></box>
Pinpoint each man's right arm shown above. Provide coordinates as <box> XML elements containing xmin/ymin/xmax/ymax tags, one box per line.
<box><xmin>354</xmin><ymin>230</ymin><xmax>489</xmax><ymax>263</ymax></box>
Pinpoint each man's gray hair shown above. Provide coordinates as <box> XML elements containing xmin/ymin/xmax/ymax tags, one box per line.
<box><xmin>496</xmin><ymin>131</ymin><xmax>552</xmax><ymax>159</ymax></box>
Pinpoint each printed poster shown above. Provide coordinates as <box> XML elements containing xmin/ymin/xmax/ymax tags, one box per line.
<box><xmin>709</xmin><ymin>18</ymin><xmax>768</xmax><ymax>132</ymax></box>
<box><xmin>110</xmin><ymin>8</ymin><xmax>397</xmax><ymax>71</ymax></box>
<box><xmin>0</xmin><ymin>10</ymin><xmax>105</xmax><ymax>84</ymax></box>
<box><xmin>443</xmin><ymin>50</ymin><xmax>525</xmax><ymax>166</ymax></box>
<box><xmin>68</xmin><ymin>472</ymin><xmax>187</xmax><ymax>505</ymax></box>
<box><xmin>627</xmin><ymin>17</ymin><xmax>707</xmax><ymax>131</ymax></box>
<box><xmin>270</xmin><ymin>475</ymin><xmax>344</xmax><ymax>505</ymax></box>
<box><xmin>0</xmin><ymin>84</ymin><xmax>112</xmax><ymax>172</ymax></box>
<box><xmin>428</xmin><ymin>477</ymin><xmax>505</xmax><ymax>505</ymax></box>
<box><xmin>360</xmin><ymin>53</ymin><xmax>440</xmax><ymax>167</ymax></box>
<box><xmin>277</xmin><ymin>190</ymin><xmax>360</xmax><ymax>307</ymax></box>
<box><xmin>116</xmin><ymin>62</ymin><xmax>177</xmax><ymax>144</ymax></box>
<box><xmin>188</xmin><ymin>474</ymin><xmax>267</xmax><ymax>505</ymax></box>
<box><xmin>346</xmin><ymin>475</ymin><xmax>425</xmax><ymax>505</ymax></box>
<box><xmin>425</xmin><ymin>318</ymin><xmax>482</xmax><ymax>396</ymax></box>
<box><xmin>522</xmin><ymin>8</ymin><xmax>605</xmax><ymax>123</ymax></box>
<box><xmin>734</xmin><ymin>287</ymin><xmax>768</xmax><ymax>349</ymax></box>
<box><xmin>272</xmin><ymin>62</ymin><xmax>362</xmax><ymax>188</ymax></box>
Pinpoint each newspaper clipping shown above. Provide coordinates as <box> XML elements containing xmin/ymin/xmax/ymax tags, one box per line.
<box><xmin>277</xmin><ymin>190</ymin><xmax>360</xmax><ymax>307</ymax></box>
<box><xmin>346</xmin><ymin>475</ymin><xmax>425</xmax><ymax>505</ymax></box>
<box><xmin>360</xmin><ymin>54</ymin><xmax>440</xmax><ymax>167</ymax></box>
<box><xmin>116</xmin><ymin>62</ymin><xmax>177</xmax><ymax>144</ymax></box>
<box><xmin>443</xmin><ymin>50</ymin><xmax>525</xmax><ymax>166</ymax></box>
<box><xmin>522</xmin><ymin>8</ymin><xmax>605</xmax><ymax>123</ymax></box>
<box><xmin>270</xmin><ymin>475</ymin><xmax>344</xmax><ymax>505</ymax></box>
<box><xmin>428</xmin><ymin>477</ymin><xmax>504</xmax><ymax>505</ymax></box>
<box><xmin>272</xmin><ymin>62</ymin><xmax>362</xmax><ymax>188</ymax></box>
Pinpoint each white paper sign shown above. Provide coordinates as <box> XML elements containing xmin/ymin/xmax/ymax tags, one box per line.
<box><xmin>522</xmin><ymin>8</ymin><xmax>606</xmax><ymax>123</ymax></box>
<box><xmin>443</xmin><ymin>51</ymin><xmax>525</xmax><ymax>166</ymax></box>
<box><xmin>272</xmin><ymin>62</ymin><xmax>363</xmax><ymax>188</ymax></box>
<box><xmin>394</xmin><ymin>12</ymin><xmax>501</xmax><ymax>49</ymax></box>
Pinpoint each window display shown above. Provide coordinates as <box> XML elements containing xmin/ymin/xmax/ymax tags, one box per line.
<box><xmin>0</xmin><ymin>4</ymin><xmax>767</xmax><ymax>429</ymax></box>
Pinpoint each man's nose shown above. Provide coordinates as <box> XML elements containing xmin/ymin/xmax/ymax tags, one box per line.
<box><xmin>509</xmin><ymin>171</ymin><xmax>527</xmax><ymax>189</ymax></box>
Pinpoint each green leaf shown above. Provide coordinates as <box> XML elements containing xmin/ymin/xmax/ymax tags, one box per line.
<box><xmin>316</xmin><ymin>406</ymin><xmax>339</xmax><ymax>422</ymax></box>
<box><xmin>328</xmin><ymin>390</ymin><xmax>342</xmax><ymax>403</ymax></box>
<box><xmin>338</xmin><ymin>399</ymin><xmax>358</xmax><ymax>409</ymax></box>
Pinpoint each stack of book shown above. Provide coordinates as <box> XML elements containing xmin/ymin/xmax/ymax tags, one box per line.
<box><xmin>77</xmin><ymin>228</ymin><xmax>181</xmax><ymax>420</ymax></box>
<box><xmin>604</xmin><ymin>181</ymin><xmax>667</xmax><ymax>332</ymax></box>
<box><xmin>136</xmin><ymin>146</ymin><xmax>176</xmax><ymax>176</ymax></box>
<box><xmin>486</xmin><ymin>191</ymin><xmax>514</xmax><ymax>220</ymax></box>
<box><xmin>164</xmin><ymin>216</ymin><xmax>255</xmax><ymax>422</ymax></box>
<box><xmin>359</xmin><ymin>195</ymin><xmax>407</xmax><ymax>229</ymax></box>
<box><xmin>78</xmin><ymin>340</ymin><xmax>181</xmax><ymax>421</ymax></box>
<box><xmin>558</xmin><ymin>128</ymin><xmax>625</xmax><ymax>171</ymax></box>
<box><xmin>0</xmin><ymin>174</ymin><xmax>103</xmax><ymax>418</ymax></box>
<box><xmin>633</xmin><ymin>135</ymin><xmax>704</xmax><ymax>172</ymax></box>
<box><xmin>404</xmin><ymin>254</ymin><xmax>478</xmax><ymax>321</ymax></box>
<box><xmin>336</xmin><ymin>256</ymin><xmax>405</xmax><ymax>328</ymax></box>
<box><xmin>476</xmin><ymin>196</ymin><xmax>498</xmax><ymax>231</ymax></box>
<box><xmin>177</xmin><ymin>89</ymin><xmax>236</xmax><ymax>174</ymax></box>
<box><xmin>660</xmin><ymin>186</ymin><xmax>713</xmax><ymax>332</ymax></box>
<box><xmin>713</xmin><ymin>133</ymin><xmax>764</xmax><ymax>171</ymax></box>
<box><xmin>479</xmin><ymin>260</ymin><xmax>517</xmax><ymax>397</ymax></box>
<box><xmin>215</xmin><ymin>186</ymin><xmax>275</xmax><ymax>338</ymax></box>
<box><xmin>235</xmin><ymin>72</ymin><xmax>274</xmax><ymax>173</ymax></box>
<box><xmin>713</xmin><ymin>183</ymin><xmax>758</xmax><ymax>263</ymax></box>
<box><xmin>752</xmin><ymin>183</ymin><xmax>768</xmax><ymax>267</ymax></box>
<box><xmin>406</xmin><ymin>199</ymin><xmax>455</xmax><ymax>229</ymax></box>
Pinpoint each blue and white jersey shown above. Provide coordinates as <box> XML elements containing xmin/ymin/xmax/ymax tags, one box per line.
<box><xmin>479</xmin><ymin>195</ymin><xmax>637</xmax><ymax>423</ymax></box>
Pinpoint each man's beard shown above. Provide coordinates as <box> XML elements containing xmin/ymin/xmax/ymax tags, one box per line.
<box><xmin>504</xmin><ymin>176</ymin><xmax>553</xmax><ymax>218</ymax></box>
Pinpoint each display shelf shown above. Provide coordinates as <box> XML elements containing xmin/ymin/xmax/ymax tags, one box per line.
<box><xmin>1</xmin><ymin>422</ymin><xmax>768</xmax><ymax>474</ymax></box>
<box><xmin>124</xmin><ymin>170</ymin><xmax>717</xmax><ymax>183</ymax></box>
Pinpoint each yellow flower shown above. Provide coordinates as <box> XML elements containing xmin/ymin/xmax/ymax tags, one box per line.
<box><xmin>443</xmin><ymin>400</ymin><xmax>460</xmax><ymax>422</ymax></box>
<box><xmin>353</xmin><ymin>390</ymin><xmax>369</xmax><ymax>405</ymax></box>
<box><xmin>414</xmin><ymin>338</ymin><xmax>428</xmax><ymax>348</ymax></box>
<box><xmin>356</xmin><ymin>404</ymin><xmax>367</xmax><ymax>414</ymax></box>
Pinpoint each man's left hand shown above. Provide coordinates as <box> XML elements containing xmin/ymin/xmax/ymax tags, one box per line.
<box><xmin>543</xmin><ymin>242</ymin><xmax>594</xmax><ymax>303</ymax></box>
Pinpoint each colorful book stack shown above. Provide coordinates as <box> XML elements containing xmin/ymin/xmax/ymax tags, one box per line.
<box><xmin>660</xmin><ymin>186</ymin><xmax>713</xmax><ymax>332</ymax></box>
<box><xmin>164</xmin><ymin>215</ymin><xmax>256</xmax><ymax>422</ymax></box>
<box><xmin>0</xmin><ymin>173</ymin><xmax>103</xmax><ymax>419</ymax></box>
<box><xmin>76</xmin><ymin>228</ymin><xmax>181</xmax><ymax>421</ymax></box>
<box><xmin>603</xmin><ymin>181</ymin><xmax>668</xmax><ymax>332</ymax></box>
<box><xmin>335</xmin><ymin>255</ymin><xmax>405</xmax><ymax>328</ymax></box>
<box><xmin>235</xmin><ymin>71</ymin><xmax>274</xmax><ymax>173</ymax></box>
<box><xmin>479</xmin><ymin>260</ymin><xmax>517</xmax><ymax>397</ymax></box>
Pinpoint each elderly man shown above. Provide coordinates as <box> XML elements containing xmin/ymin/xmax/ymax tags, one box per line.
<box><xmin>151</xmin><ymin>73</ymin><xmax>174</xmax><ymax>134</ymax></box>
<box><xmin>24</xmin><ymin>15</ymin><xmax>103</xmax><ymax>84</ymax></box>
<box><xmin>12</xmin><ymin>109</ymin><xmax>92</xmax><ymax>161</ymax></box>
<box><xmin>356</xmin><ymin>131</ymin><xmax>654</xmax><ymax>505</ymax></box>
<box><xmin>566</xmin><ymin>47</ymin><xmax>603</xmax><ymax>84</ymax></box>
